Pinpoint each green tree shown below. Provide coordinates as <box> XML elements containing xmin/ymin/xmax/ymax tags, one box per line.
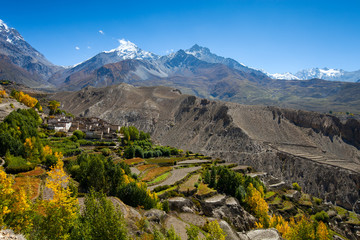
<box><xmin>71</xmin><ymin>190</ymin><xmax>128</xmax><ymax>240</ymax></box>
<box><xmin>48</xmin><ymin>100</ymin><xmax>60</xmax><ymax>115</ymax></box>
<box><xmin>205</xmin><ymin>220</ymin><xmax>226</xmax><ymax>240</ymax></box>
<box><xmin>73</xmin><ymin>130</ymin><xmax>85</xmax><ymax>140</ymax></box>
<box><xmin>186</xmin><ymin>225</ymin><xmax>200</xmax><ymax>240</ymax></box>
<box><xmin>124</xmin><ymin>146</ymin><xmax>135</xmax><ymax>159</ymax></box>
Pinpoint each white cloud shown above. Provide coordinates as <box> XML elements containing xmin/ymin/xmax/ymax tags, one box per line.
<box><xmin>87</xmin><ymin>46</ymin><xmax>91</xmax><ymax>49</ymax></box>
<box><xmin>99</xmin><ymin>30</ymin><xmax>104</xmax><ymax>35</ymax></box>
<box><xmin>75</xmin><ymin>46</ymin><xmax>80</xmax><ymax>50</ymax></box>
<box><xmin>166</xmin><ymin>49</ymin><xmax>174</xmax><ymax>54</ymax></box>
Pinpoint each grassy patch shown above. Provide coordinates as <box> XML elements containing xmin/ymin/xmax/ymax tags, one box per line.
<box><xmin>18</xmin><ymin>167</ymin><xmax>45</xmax><ymax>177</ymax></box>
<box><xmin>196</xmin><ymin>183</ymin><xmax>216</xmax><ymax>196</ymax></box>
<box><xmin>265</xmin><ymin>191</ymin><xmax>276</xmax><ymax>199</ymax></box>
<box><xmin>282</xmin><ymin>200</ymin><xmax>295</xmax><ymax>211</ymax></box>
<box><xmin>179</xmin><ymin>174</ymin><xmax>200</xmax><ymax>192</ymax></box>
<box><xmin>269</xmin><ymin>196</ymin><xmax>282</xmax><ymax>205</ymax></box>
<box><xmin>299</xmin><ymin>193</ymin><xmax>312</xmax><ymax>207</ymax></box>
<box><xmin>148</xmin><ymin>172</ymin><xmax>171</xmax><ymax>185</ymax></box>
<box><xmin>137</xmin><ymin>164</ymin><xmax>156</xmax><ymax>172</ymax></box>
<box><xmin>124</xmin><ymin>158</ymin><xmax>144</xmax><ymax>165</ymax></box>
<box><xmin>157</xmin><ymin>186</ymin><xmax>177</xmax><ymax>195</ymax></box>
<box><xmin>141</xmin><ymin>166</ymin><xmax>172</xmax><ymax>182</ymax></box>
<box><xmin>6</xmin><ymin>155</ymin><xmax>28</xmax><ymax>168</ymax></box>
<box><xmin>13</xmin><ymin>176</ymin><xmax>41</xmax><ymax>200</ymax></box>
<box><xmin>347</xmin><ymin>211</ymin><xmax>360</xmax><ymax>225</ymax></box>
<box><xmin>335</xmin><ymin>206</ymin><xmax>348</xmax><ymax>218</ymax></box>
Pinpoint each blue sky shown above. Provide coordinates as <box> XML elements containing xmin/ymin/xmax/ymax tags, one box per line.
<box><xmin>1</xmin><ymin>0</ymin><xmax>359</xmax><ymax>73</ymax></box>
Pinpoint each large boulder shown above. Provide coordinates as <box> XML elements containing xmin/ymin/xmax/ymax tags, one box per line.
<box><xmin>168</xmin><ymin>197</ymin><xmax>196</xmax><ymax>212</ymax></box>
<box><xmin>201</xmin><ymin>196</ymin><xmax>256</xmax><ymax>232</ymax></box>
<box><xmin>246</xmin><ymin>229</ymin><xmax>282</xmax><ymax>240</ymax></box>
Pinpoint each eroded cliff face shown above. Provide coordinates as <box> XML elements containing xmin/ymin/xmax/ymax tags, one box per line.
<box><xmin>53</xmin><ymin>84</ymin><xmax>360</xmax><ymax>210</ymax></box>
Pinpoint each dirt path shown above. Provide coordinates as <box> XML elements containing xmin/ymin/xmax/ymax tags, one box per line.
<box><xmin>149</xmin><ymin>166</ymin><xmax>200</xmax><ymax>191</ymax></box>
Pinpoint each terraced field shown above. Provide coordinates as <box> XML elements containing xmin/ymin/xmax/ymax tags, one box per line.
<box><xmin>149</xmin><ymin>166</ymin><xmax>201</xmax><ymax>190</ymax></box>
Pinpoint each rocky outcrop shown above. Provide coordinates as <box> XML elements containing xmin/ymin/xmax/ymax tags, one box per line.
<box><xmin>201</xmin><ymin>195</ymin><xmax>256</xmax><ymax>232</ymax></box>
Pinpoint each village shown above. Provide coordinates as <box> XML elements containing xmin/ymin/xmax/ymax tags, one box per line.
<box><xmin>45</xmin><ymin>115</ymin><xmax>122</xmax><ymax>141</ymax></box>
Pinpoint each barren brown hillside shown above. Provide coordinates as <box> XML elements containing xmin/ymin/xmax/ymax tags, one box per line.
<box><xmin>52</xmin><ymin>83</ymin><xmax>360</xmax><ymax>210</ymax></box>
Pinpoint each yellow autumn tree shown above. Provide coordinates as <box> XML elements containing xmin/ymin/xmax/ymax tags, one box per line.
<box><xmin>0</xmin><ymin>168</ymin><xmax>33</xmax><ymax>234</ymax></box>
<box><xmin>38</xmin><ymin>157</ymin><xmax>78</xmax><ymax>240</ymax></box>
<box><xmin>246</xmin><ymin>183</ymin><xmax>269</xmax><ymax>226</ymax></box>
<box><xmin>0</xmin><ymin>90</ymin><xmax>7</xmax><ymax>97</ymax></box>
<box><xmin>42</xmin><ymin>145</ymin><xmax>52</xmax><ymax>156</ymax></box>
<box><xmin>285</xmin><ymin>216</ymin><xmax>315</xmax><ymax>240</ymax></box>
<box><xmin>205</xmin><ymin>220</ymin><xmax>226</xmax><ymax>240</ymax></box>
<box><xmin>0</xmin><ymin>168</ymin><xmax>14</xmax><ymax>227</ymax></box>
<box><xmin>268</xmin><ymin>214</ymin><xmax>291</xmax><ymax>237</ymax></box>
<box><xmin>316</xmin><ymin>221</ymin><xmax>331</xmax><ymax>240</ymax></box>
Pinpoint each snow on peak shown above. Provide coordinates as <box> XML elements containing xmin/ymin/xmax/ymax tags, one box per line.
<box><xmin>295</xmin><ymin>67</ymin><xmax>344</xmax><ymax>80</ymax></box>
<box><xmin>0</xmin><ymin>19</ymin><xmax>10</xmax><ymax>31</ymax></box>
<box><xmin>104</xmin><ymin>39</ymin><xmax>157</xmax><ymax>60</ymax></box>
<box><xmin>261</xmin><ymin>70</ymin><xmax>300</xmax><ymax>80</ymax></box>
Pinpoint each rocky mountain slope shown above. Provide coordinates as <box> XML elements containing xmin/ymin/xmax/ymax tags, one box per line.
<box><xmin>0</xmin><ymin>19</ymin><xmax>61</xmax><ymax>85</ymax></box>
<box><xmin>52</xmin><ymin>83</ymin><xmax>360</xmax><ymax>210</ymax></box>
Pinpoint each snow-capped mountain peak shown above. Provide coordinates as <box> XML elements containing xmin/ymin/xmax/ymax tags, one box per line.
<box><xmin>295</xmin><ymin>67</ymin><xmax>344</xmax><ymax>80</ymax></box>
<box><xmin>263</xmin><ymin>71</ymin><xmax>300</xmax><ymax>80</ymax></box>
<box><xmin>0</xmin><ymin>19</ymin><xmax>24</xmax><ymax>44</ymax></box>
<box><xmin>104</xmin><ymin>39</ymin><xmax>158</xmax><ymax>60</ymax></box>
<box><xmin>0</xmin><ymin>19</ymin><xmax>10</xmax><ymax>31</ymax></box>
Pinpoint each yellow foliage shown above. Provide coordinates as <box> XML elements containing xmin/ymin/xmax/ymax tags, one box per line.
<box><xmin>43</xmin><ymin>145</ymin><xmax>53</xmax><ymax>156</ymax></box>
<box><xmin>0</xmin><ymin>169</ymin><xmax>14</xmax><ymax>226</ymax></box>
<box><xmin>41</xmin><ymin>158</ymin><xmax>78</xmax><ymax>239</ymax></box>
<box><xmin>205</xmin><ymin>220</ymin><xmax>226</xmax><ymax>240</ymax></box>
<box><xmin>15</xmin><ymin>91</ymin><xmax>38</xmax><ymax>108</ymax></box>
<box><xmin>285</xmin><ymin>216</ymin><xmax>315</xmax><ymax>240</ymax></box>
<box><xmin>0</xmin><ymin>168</ymin><xmax>33</xmax><ymax>233</ymax></box>
<box><xmin>316</xmin><ymin>221</ymin><xmax>331</xmax><ymax>240</ymax></box>
<box><xmin>269</xmin><ymin>214</ymin><xmax>291</xmax><ymax>237</ymax></box>
<box><xmin>0</xmin><ymin>90</ymin><xmax>7</xmax><ymax>97</ymax></box>
<box><xmin>246</xmin><ymin>183</ymin><xmax>269</xmax><ymax>225</ymax></box>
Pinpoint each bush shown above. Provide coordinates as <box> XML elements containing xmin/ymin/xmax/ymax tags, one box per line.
<box><xmin>73</xmin><ymin>130</ymin><xmax>86</xmax><ymax>140</ymax></box>
<box><xmin>101</xmin><ymin>148</ymin><xmax>111</xmax><ymax>156</ymax></box>
<box><xmin>70</xmin><ymin>135</ymin><xmax>78</xmax><ymax>142</ymax></box>
<box><xmin>123</xmin><ymin>146</ymin><xmax>135</xmax><ymax>159</ymax></box>
<box><xmin>314</xmin><ymin>211</ymin><xmax>329</xmax><ymax>223</ymax></box>
<box><xmin>162</xmin><ymin>200</ymin><xmax>169</xmax><ymax>213</ymax></box>
<box><xmin>134</xmin><ymin>146</ymin><xmax>144</xmax><ymax>158</ymax></box>
<box><xmin>153</xmin><ymin>185</ymin><xmax>170</xmax><ymax>193</ymax></box>
<box><xmin>44</xmin><ymin>155</ymin><xmax>58</xmax><ymax>168</ymax></box>
<box><xmin>6</xmin><ymin>163</ymin><xmax>36</xmax><ymax>174</ymax></box>
<box><xmin>292</xmin><ymin>182</ymin><xmax>302</xmax><ymax>192</ymax></box>
<box><xmin>54</xmin><ymin>132</ymin><xmax>66</xmax><ymax>138</ymax></box>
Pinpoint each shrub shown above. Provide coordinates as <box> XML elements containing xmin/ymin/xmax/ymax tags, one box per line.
<box><xmin>54</xmin><ymin>132</ymin><xmax>66</xmax><ymax>138</ymax></box>
<box><xmin>314</xmin><ymin>211</ymin><xmax>329</xmax><ymax>223</ymax></box>
<box><xmin>70</xmin><ymin>135</ymin><xmax>78</xmax><ymax>142</ymax></box>
<box><xmin>134</xmin><ymin>146</ymin><xmax>144</xmax><ymax>158</ymax></box>
<box><xmin>101</xmin><ymin>148</ymin><xmax>111</xmax><ymax>156</ymax></box>
<box><xmin>292</xmin><ymin>182</ymin><xmax>302</xmax><ymax>192</ymax></box>
<box><xmin>162</xmin><ymin>200</ymin><xmax>169</xmax><ymax>213</ymax></box>
<box><xmin>6</xmin><ymin>163</ymin><xmax>36</xmax><ymax>174</ymax></box>
<box><xmin>73</xmin><ymin>130</ymin><xmax>86</xmax><ymax>140</ymax></box>
<box><xmin>123</xmin><ymin>146</ymin><xmax>135</xmax><ymax>159</ymax></box>
<box><xmin>44</xmin><ymin>155</ymin><xmax>58</xmax><ymax>168</ymax></box>
<box><xmin>153</xmin><ymin>185</ymin><xmax>170</xmax><ymax>193</ymax></box>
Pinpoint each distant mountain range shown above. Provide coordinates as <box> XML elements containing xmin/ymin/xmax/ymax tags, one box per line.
<box><xmin>1</xmin><ymin>19</ymin><xmax>360</xmax><ymax>112</ymax></box>
<box><xmin>264</xmin><ymin>67</ymin><xmax>360</xmax><ymax>82</ymax></box>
